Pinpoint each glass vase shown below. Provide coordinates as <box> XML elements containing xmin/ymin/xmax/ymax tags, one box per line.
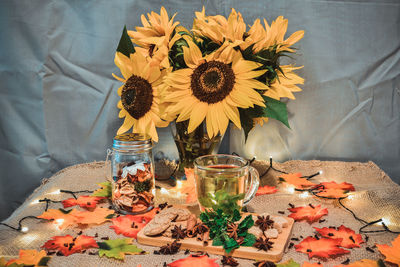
<box><xmin>171</xmin><ymin>120</ymin><xmax>222</xmax><ymax>173</ymax></box>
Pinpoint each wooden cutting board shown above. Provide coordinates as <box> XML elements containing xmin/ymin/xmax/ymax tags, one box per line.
<box><xmin>137</xmin><ymin>212</ymin><xmax>294</xmax><ymax>262</ymax></box>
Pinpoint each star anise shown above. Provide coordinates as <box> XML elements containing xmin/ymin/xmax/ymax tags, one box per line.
<box><xmin>187</xmin><ymin>223</ymin><xmax>209</xmax><ymax>238</ymax></box>
<box><xmin>221</xmin><ymin>256</ymin><xmax>239</xmax><ymax>266</ymax></box>
<box><xmin>255</xmin><ymin>215</ymin><xmax>274</xmax><ymax>231</ymax></box>
<box><xmin>171</xmin><ymin>225</ymin><xmax>187</xmax><ymax>241</ymax></box>
<box><xmin>253</xmin><ymin>260</ymin><xmax>277</xmax><ymax>267</ymax></box>
<box><xmin>226</xmin><ymin>222</ymin><xmax>239</xmax><ymax>240</ymax></box>
<box><xmin>158</xmin><ymin>240</ymin><xmax>181</xmax><ymax>255</ymax></box>
<box><xmin>254</xmin><ymin>237</ymin><xmax>274</xmax><ymax>251</ymax></box>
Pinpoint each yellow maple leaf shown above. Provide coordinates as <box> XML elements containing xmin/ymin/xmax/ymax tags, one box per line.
<box><xmin>7</xmin><ymin>250</ymin><xmax>50</xmax><ymax>266</ymax></box>
<box><xmin>377</xmin><ymin>234</ymin><xmax>400</xmax><ymax>265</ymax></box>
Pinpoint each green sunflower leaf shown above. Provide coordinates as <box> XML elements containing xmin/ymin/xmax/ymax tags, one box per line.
<box><xmin>97</xmin><ymin>238</ymin><xmax>145</xmax><ymax>260</ymax></box>
<box><xmin>116</xmin><ymin>26</ymin><xmax>135</xmax><ymax>57</ymax></box>
<box><xmin>264</xmin><ymin>96</ymin><xmax>290</xmax><ymax>128</ymax></box>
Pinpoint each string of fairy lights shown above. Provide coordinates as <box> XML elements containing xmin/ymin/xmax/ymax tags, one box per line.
<box><xmin>0</xmin><ymin>190</ymin><xmax>93</xmax><ymax>233</ymax></box>
<box><xmin>247</xmin><ymin>154</ymin><xmax>400</xmax><ymax>234</ymax></box>
<box><xmin>0</xmin><ymin>155</ymin><xmax>398</xmax><ymax>236</ymax></box>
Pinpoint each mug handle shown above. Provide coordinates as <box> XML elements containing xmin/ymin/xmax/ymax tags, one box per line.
<box><xmin>243</xmin><ymin>166</ymin><xmax>260</xmax><ymax>205</ymax></box>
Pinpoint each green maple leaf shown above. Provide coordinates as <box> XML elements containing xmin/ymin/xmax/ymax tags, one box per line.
<box><xmin>276</xmin><ymin>258</ymin><xmax>300</xmax><ymax>267</ymax></box>
<box><xmin>92</xmin><ymin>181</ymin><xmax>112</xmax><ymax>197</ymax></box>
<box><xmin>97</xmin><ymin>238</ymin><xmax>145</xmax><ymax>260</ymax></box>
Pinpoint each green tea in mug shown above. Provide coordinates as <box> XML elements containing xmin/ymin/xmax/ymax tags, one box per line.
<box><xmin>194</xmin><ymin>155</ymin><xmax>259</xmax><ymax>215</ymax></box>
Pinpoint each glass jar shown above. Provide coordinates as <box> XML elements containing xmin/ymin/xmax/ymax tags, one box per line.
<box><xmin>111</xmin><ymin>133</ymin><xmax>155</xmax><ymax>214</ymax></box>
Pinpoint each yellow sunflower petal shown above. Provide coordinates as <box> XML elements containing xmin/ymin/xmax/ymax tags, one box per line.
<box><xmin>188</xmin><ymin>102</ymin><xmax>208</xmax><ymax>133</ymax></box>
<box><xmin>117</xmin><ymin>85</ymin><xmax>124</xmax><ymax>96</ymax></box>
<box><xmin>117</xmin><ymin>115</ymin><xmax>135</xmax><ymax>135</ymax></box>
<box><xmin>222</xmin><ymin>100</ymin><xmax>241</xmax><ymax>129</ymax></box>
<box><xmin>112</xmin><ymin>73</ymin><xmax>125</xmax><ymax>83</ymax></box>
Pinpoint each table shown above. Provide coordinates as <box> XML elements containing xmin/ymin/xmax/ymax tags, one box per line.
<box><xmin>1</xmin><ymin>160</ymin><xmax>399</xmax><ymax>266</ymax></box>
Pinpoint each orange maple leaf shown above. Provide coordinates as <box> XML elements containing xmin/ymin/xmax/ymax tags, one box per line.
<box><xmin>172</xmin><ymin>168</ymin><xmax>197</xmax><ymax>204</ymax></box>
<box><xmin>303</xmin><ymin>262</ymin><xmax>322</xmax><ymax>267</ymax></box>
<box><xmin>168</xmin><ymin>255</ymin><xmax>219</xmax><ymax>267</ymax></box>
<box><xmin>314</xmin><ymin>188</ymin><xmax>349</xmax><ymax>199</ymax></box>
<box><xmin>62</xmin><ymin>195</ymin><xmax>106</xmax><ymax>209</ymax></box>
<box><xmin>288</xmin><ymin>204</ymin><xmax>328</xmax><ymax>223</ymax></box>
<box><xmin>110</xmin><ymin>215</ymin><xmax>151</xmax><ymax>239</ymax></box>
<box><xmin>313</xmin><ymin>181</ymin><xmax>355</xmax><ymax>199</ymax></box>
<box><xmin>295</xmin><ymin>236</ymin><xmax>350</xmax><ymax>259</ymax></box>
<box><xmin>334</xmin><ymin>259</ymin><xmax>384</xmax><ymax>267</ymax></box>
<box><xmin>37</xmin><ymin>208</ymin><xmax>82</xmax><ymax>229</ymax></box>
<box><xmin>279</xmin><ymin>173</ymin><xmax>316</xmax><ymax>189</ymax></box>
<box><xmin>7</xmin><ymin>250</ymin><xmax>50</xmax><ymax>266</ymax></box>
<box><xmin>314</xmin><ymin>225</ymin><xmax>364</xmax><ymax>248</ymax></box>
<box><xmin>376</xmin><ymin>234</ymin><xmax>400</xmax><ymax>265</ymax></box>
<box><xmin>42</xmin><ymin>235</ymin><xmax>98</xmax><ymax>256</ymax></box>
<box><xmin>75</xmin><ymin>207</ymin><xmax>115</xmax><ymax>225</ymax></box>
<box><xmin>256</xmin><ymin>185</ymin><xmax>278</xmax><ymax>196</ymax></box>
<box><xmin>318</xmin><ymin>181</ymin><xmax>355</xmax><ymax>191</ymax></box>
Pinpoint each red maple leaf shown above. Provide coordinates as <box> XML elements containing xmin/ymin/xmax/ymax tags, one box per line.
<box><xmin>62</xmin><ymin>195</ymin><xmax>106</xmax><ymax>209</ymax></box>
<box><xmin>110</xmin><ymin>215</ymin><xmax>151</xmax><ymax>239</ymax></box>
<box><xmin>295</xmin><ymin>236</ymin><xmax>350</xmax><ymax>259</ymax></box>
<box><xmin>314</xmin><ymin>225</ymin><xmax>364</xmax><ymax>248</ymax></box>
<box><xmin>288</xmin><ymin>204</ymin><xmax>328</xmax><ymax>223</ymax></box>
<box><xmin>256</xmin><ymin>185</ymin><xmax>278</xmax><ymax>196</ymax></box>
<box><xmin>279</xmin><ymin>173</ymin><xmax>316</xmax><ymax>189</ymax></box>
<box><xmin>42</xmin><ymin>235</ymin><xmax>98</xmax><ymax>256</ymax></box>
<box><xmin>168</xmin><ymin>255</ymin><xmax>219</xmax><ymax>267</ymax></box>
<box><xmin>141</xmin><ymin>208</ymin><xmax>159</xmax><ymax>220</ymax></box>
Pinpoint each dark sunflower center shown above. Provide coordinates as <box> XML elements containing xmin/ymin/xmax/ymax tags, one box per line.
<box><xmin>191</xmin><ymin>60</ymin><xmax>235</xmax><ymax>103</ymax></box>
<box><xmin>121</xmin><ymin>75</ymin><xmax>153</xmax><ymax>119</ymax></box>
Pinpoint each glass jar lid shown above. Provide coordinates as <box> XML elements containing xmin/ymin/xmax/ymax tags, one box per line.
<box><xmin>112</xmin><ymin>133</ymin><xmax>153</xmax><ymax>151</ymax></box>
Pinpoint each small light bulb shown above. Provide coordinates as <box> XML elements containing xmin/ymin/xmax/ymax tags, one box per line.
<box><xmin>347</xmin><ymin>194</ymin><xmax>354</xmax><ymax>200</ymax></box>
<box><xmin>299</xmin><ymin>191</ymin><xmax>310</xmax><ymax>198</ymax></box>
<box><xmin>31</xmin><ymin>199</ymin><xmax>40</xmax><ymax>205</ymax></box>
<box><xmin>21</xmin><ymin>227</ymin><xmax>29</xmax><ymax>233</ymax></box>
<box><xmin>269</xmin><ymin>155</ymin><xmax>273</xmax><ymax>159</ymax></box>
<box><xmin>319</xmin><ymin>170</ymin><xmax>323</xmax><ymax>175</ymax></box>
<box><xmin>54</xmin><ymin>219</ymin><xmax>64</xmax><ymax>227</ymax></box>
<box><xmin>211</xmin><ymin>199</ymin><xmax>217</xmax><ymax>204</ymax></box>
<box><xmin>152</xmin><ymin>188</ymin><xmax>156</xmax><ymax>195</ymax></box>
<box><xmin>287</xmin><ymin>187</ymin><xmax>295</xmax><ymax>194</ymax></box>
<box><xmin>50</xmin><ymin>189</ymin><xmax>61</xmax><ymax>195</ymax></box>
<box><xmin>176</xmin><ymin>180</ymin><xmax>183</xmax><ymax>189</ymax></box>
<box><xmin>382</xmin><ymin>217</ymin><xmax>391</xmax><ymax>226</ymax></box>
<box><xmin>160</xmin><ymin>188</ymin><xmax>169</xmax><ymax>195</ymax></box>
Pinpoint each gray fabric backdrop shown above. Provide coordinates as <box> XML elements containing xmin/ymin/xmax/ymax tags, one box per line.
<box><xmin>0</xmin><ymin>0</ymin><xmax>399</xmax><ymax>220</ymax></box>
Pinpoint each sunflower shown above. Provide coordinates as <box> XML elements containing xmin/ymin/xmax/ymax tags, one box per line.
<box><xmin>193</xmin><ymin>7</ymin><xmax>245</xmax><ymax>47</ymax></box>
<box><xmin>162</xmin><ymin>41</ymin><xmax>268</xmax><ymax>138</ymax></box>
<box><xmin>242</xmin><ymin>16</ymin><xmax>304</xmax><ymax>53</ymax></box>
<box><xmin>264</xmin><ymin>65</ymin><xmax>304</xmax><ymax>100</ymax></box>
<box><xmin>128</xmin><ymin>7</ymin><xmax>180</xmax><ymax>69</ymax></box>
<box><xmin>112</xmin><ymin>52</ymin><xmax>167</xmax><ymax>142</ymax></box>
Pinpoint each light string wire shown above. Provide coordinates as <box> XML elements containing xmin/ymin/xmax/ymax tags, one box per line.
<box><xmin>232</xmin><ymin>152</ymin><xmax>400</xmax><ymax>235</ymax></box>
<box><xmin>0</xmin><ymin>189</ymin><xmax>93</xmax><ymax>233</ymax></box>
